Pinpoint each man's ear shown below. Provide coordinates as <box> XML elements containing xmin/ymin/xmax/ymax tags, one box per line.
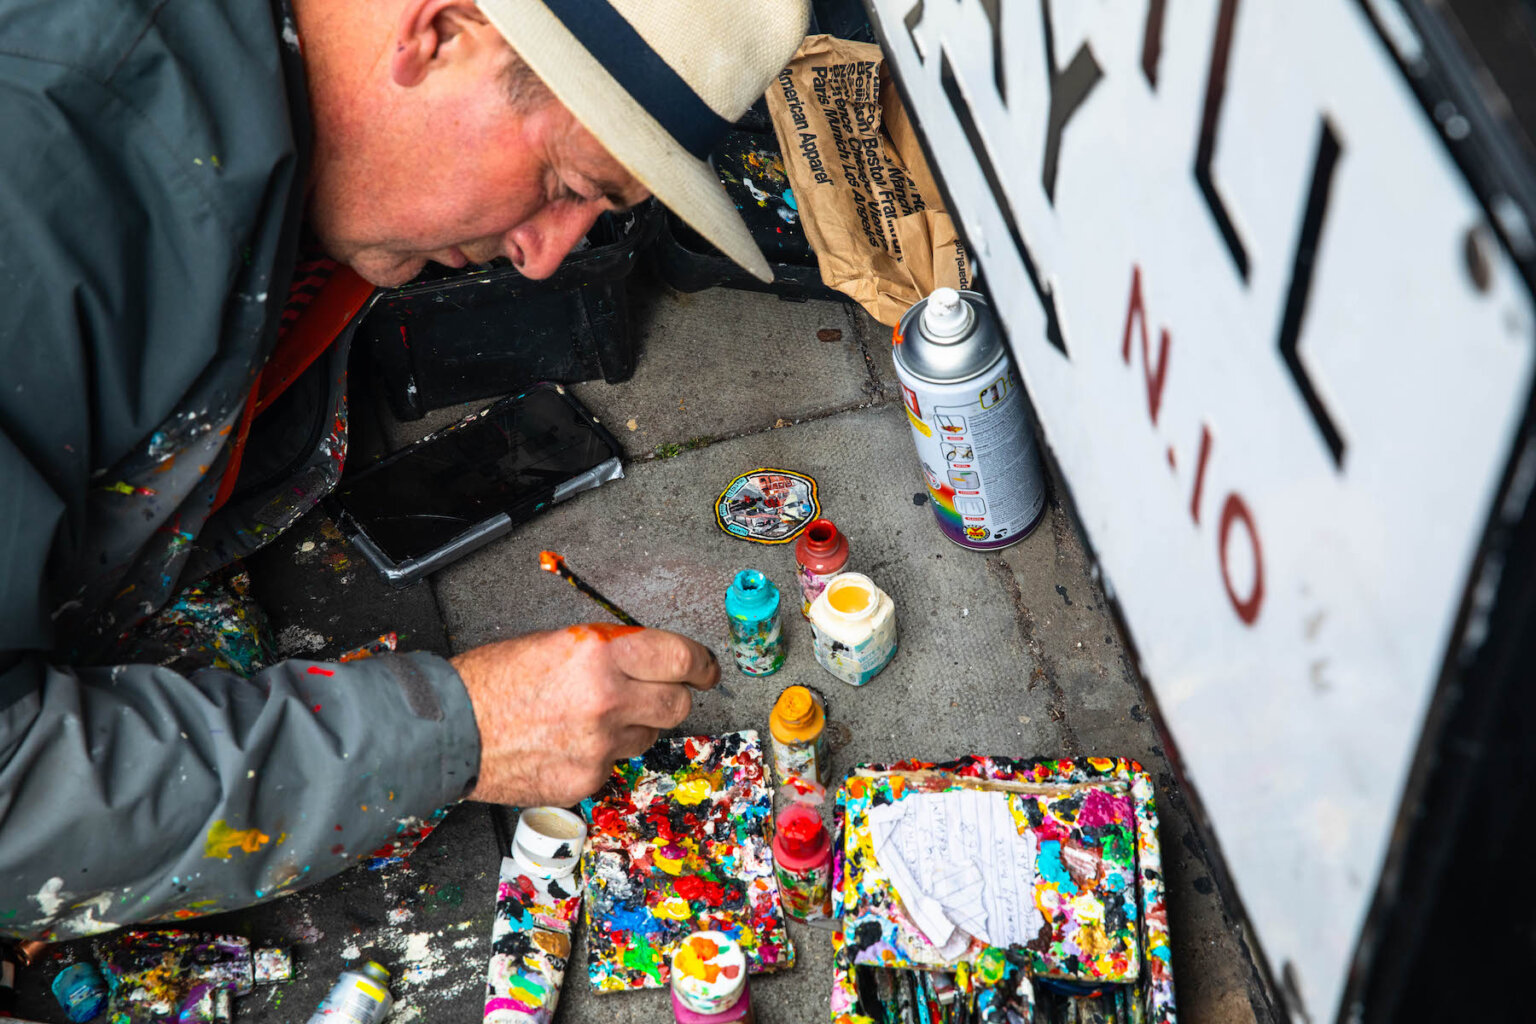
<box><xmin>390</xmin><ymin>0</ymin><xmax>490</xmax><ymax>87</ymax></box>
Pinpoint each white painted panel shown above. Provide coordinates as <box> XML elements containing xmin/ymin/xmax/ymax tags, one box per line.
<box><xmin>867</xmin><ymin>0</ymin><xmax>1536</xmax><ymax>1017</ymax></box>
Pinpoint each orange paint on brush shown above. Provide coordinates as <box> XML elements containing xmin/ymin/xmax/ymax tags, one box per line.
<box><xmin>566</xmin><ymin>623</ymin><xmax>643</xmax><ymax>642</ymax></box>
<box><xmin>539</xmin><ymin>550</ymin><xmax>564</xmax><ymax>574</ymax></box>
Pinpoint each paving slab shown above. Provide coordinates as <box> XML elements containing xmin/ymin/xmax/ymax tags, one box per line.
<box><xmin>429</xmin><ymin>403</ymin><xmax>1272</xmax><ymax>1023</ymax></box>
<box><xmin>381</xmin><ymin>283</ymin><xmax>898</xmax><ymax>457</ymax></box>
<box><xmin>9</xmin><ymin>285</ymin><xmax>1270</xmax><ymax>1023</ymax></box>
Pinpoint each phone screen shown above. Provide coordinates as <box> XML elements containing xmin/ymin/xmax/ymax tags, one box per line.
<box><xmin>333</xmin><ymin>385</ymin><xmax>619</xmax><ymax>564</ymax></box>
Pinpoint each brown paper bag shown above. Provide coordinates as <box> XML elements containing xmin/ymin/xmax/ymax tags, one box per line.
<box><xmin>767</xmin><ymin>35</ymin><xmax>971</xmax><ymax>326</ymax></box>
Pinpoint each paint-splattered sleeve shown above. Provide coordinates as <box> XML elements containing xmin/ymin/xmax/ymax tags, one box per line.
<box><xmin>0</xmin><ymin>650</ymin><xmax>480</xmax><ymax>940</ymax></box>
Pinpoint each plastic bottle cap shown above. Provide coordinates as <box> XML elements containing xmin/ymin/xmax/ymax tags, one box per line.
<box><xmin>775</xmin><ymin>687</ymin><xmax>815</xmax><ymax>727</ymax></box>
<box><xmin>364</xmin><ymin>961</ymin><xmax>391</xmax><ymax>980</ymax></box>
<box><xmin>777</xmin><ymin>806</ymin><xmax>827</xmax><ymax>858</ymax></box>
<box><xmin>728</xmin><ymin>569</ymin><xmax>778</xmax><ymax>616</ymax></box>
<box><xmin>921</xmin><ymin>287</ymin><xmax>973</xmax><ymax>340</ymax></box>
<box><xmin>803</xmin><ymin>519</ymin><xmax>839</xmax><ymax>554</ymax></box>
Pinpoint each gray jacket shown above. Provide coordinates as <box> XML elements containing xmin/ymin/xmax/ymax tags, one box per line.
<box><xmin>0</xmin><ymin>0</ymin><xmax>481</xmax><ymax>938</ymax></box>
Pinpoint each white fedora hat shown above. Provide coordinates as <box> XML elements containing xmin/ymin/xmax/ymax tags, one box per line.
<box><xmin>477</xmin><ymin>0</ymin><xmax>812</xmax><ymax>283</ymax></box>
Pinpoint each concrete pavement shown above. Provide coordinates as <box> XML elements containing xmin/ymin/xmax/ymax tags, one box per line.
<box><xmin>10</xmin><ymin>282</ymin><xmax>1275</xmax><ymax>1023</ymax></box>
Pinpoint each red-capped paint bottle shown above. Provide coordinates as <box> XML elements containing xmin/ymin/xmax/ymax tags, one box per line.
<box><xmin>771</xmin><ymin>805</ymin><xmax>833</xmax><ymax>921</ymax></box>
<box><xmin>793</xmin><ymin>519</ymin><xmax>850</xmax><ymax>618</ymax></box>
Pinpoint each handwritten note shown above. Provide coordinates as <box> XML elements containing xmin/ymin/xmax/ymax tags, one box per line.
<box><xmin>867</xmin><ymin>789</ymin><xmax>1044</xmax><ymax>950</ymax></box>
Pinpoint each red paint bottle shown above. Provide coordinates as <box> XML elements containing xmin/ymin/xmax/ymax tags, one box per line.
<box><xmin>771</xmin><ymin>805</ymin><xmax>833</xmax><ymax>921</ymax></box>
<box><xmin>793</xmin><ymin>519</ymin><xmax>850</xmax><ymax>618</ymax></box>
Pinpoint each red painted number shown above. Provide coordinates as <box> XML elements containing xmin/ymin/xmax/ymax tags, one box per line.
<box><xmin>1120</xmin><ymin>265</ymin><xmax>1264</xmax><ymax>626</ymax></box>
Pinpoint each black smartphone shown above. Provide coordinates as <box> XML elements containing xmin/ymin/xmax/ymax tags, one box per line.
<box><xmin>328</xmin><ymin>383</ymin><xmax>623</xmax><ymax>586</ymax></box>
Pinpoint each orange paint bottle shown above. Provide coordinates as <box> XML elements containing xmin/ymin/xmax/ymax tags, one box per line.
<box><xmin>769</xmin><ymin>685</ymin><xmax>830</xmax><ymax>787</ymax></box>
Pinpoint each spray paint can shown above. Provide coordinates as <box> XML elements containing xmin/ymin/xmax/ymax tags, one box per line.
<box><xmin>50</xmin><ymin>963</ymin><xmax>107</xmax><ymax>1023</ymax></box>
<box><xmin>772</xmin><ymin>805</ymin><xmax>833</xmax><ymax>921</ymax></box>
<box><xmin>769</xmin><ymin>685</ymin><xmax>830</xmax><ymax>787</ymax></box>
<box><xmin>893</xmin><ymin>288</ymin><xmax>1046</xmax><ymax>550</ymax></box>
<box><xmin>670</xmin><ymin>931</ymin><xmax>755</xmax><ymax>1024</ymax></box>
<box><xmin>305</xmin><ymin>961</ymin><xmax>394</xmax><ymax>1024</ymax></box>
<box><xmin>793</xmin><ymin>519</ymin><xmax>850</xmax><ymax>618</ymax></box>
<box><xmin>724</xmin><ymin>570</ymin><xmax>786</xmax><ymax>675</ymax></box>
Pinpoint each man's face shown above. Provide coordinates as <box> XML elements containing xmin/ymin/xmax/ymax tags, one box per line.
<box><xmin>307</xmin><ymin>25</ymin><xmax>650</xmax><ymax>288</ymax></box>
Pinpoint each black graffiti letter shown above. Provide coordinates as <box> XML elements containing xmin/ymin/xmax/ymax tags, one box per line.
<box><xmin>1039</xmin><ymin>0</ymin><xmax>1103</xmax><ymax>204</ymax></box>
<box><xmin>904</xmin><ymin>0</ymin><xmax>926</xmax><ymax>61</ymax></box>
<box><xmin>1277</xmin><ymin>118</ymin><xmax>1347</xmax><ymax>469</ymax></box>
<box><xmin>940</xmin><ymin>51</ymin><xmax>1070</xmax><ymax>357</ymax></box>
<box><xmin>1142</xmin><ymin>0</ymin><xmax>1168</xmax><ymax>88</ymax></box>
<box><xmin>1195</xmin><ymin>0</ymin><xmax>1250</xmax><ymax>281</ymax></box>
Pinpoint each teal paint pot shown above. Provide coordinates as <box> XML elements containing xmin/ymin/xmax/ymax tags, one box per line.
<box><xmin>724</xmin><ymin>570</ymin><xmax>786</xmax><ymax>676</ymax></box>
<box><xmin>51</xmin><ymin>963</ymin><xmax>107</xmax><ymax>1023</ymax></box>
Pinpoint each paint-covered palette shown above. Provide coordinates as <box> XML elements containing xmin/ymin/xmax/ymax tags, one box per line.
<box><xmin>580</xmin><ymin>731</ymin><xmax>794</xmax><ymax>991</ymax></box>
<box><xmin>830</xmin><ymin>756</ymin><xmax>1175</xmax><ymax>1024</ymax></box>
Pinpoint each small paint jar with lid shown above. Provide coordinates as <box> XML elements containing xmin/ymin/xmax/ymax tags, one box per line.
<box><xmin>670</xmin><ymin>931</ymin><xmax>755</xmax><ymax>1024</ymax></box>
<box><xmin>793</xmin><ymin>518</ymin><xmax>850</xmax><ymax>617</ymax></box>
<box><xmin>724</xmin><ymin>569</ymin><xmax>786</xmax><ymax>676</ymax></box>
<box><xmin>808</xmin><ymin>573</ymin><xmax>898</xmax><ymax>686</ymax></box>
<box><xmin>769</xmin><ymin>685</ymin><xmax>830</xmax><ymax>787</ymax></box>
<box><xmin>772</xmin><ymin>804</ymin><xmax>833</xmax><ymax>921</ymax></box>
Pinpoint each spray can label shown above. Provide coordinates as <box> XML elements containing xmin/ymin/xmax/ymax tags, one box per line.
<box><xmin>307</xmin><ymin>970</ymin><xmax>392</xmax><ymax>1024</ymax></box>
<box><xmin>774</xmin><ymin>859</ymin><xmax>832</xmax><ymax>921</ymax></box>
<box><xmin>728</xmin><ymin>616</ymin><xmax>785</xmax><ymax>675</ymax></box>
<box><xmin>897</xmin><ymin>288</ymin><xmax>1050</xmax><ymax>552</ymax></box>
<box><xmin>896</xmin><ymin>362</ymin><xmax>1045</xmax><ymax>550</ymax></box>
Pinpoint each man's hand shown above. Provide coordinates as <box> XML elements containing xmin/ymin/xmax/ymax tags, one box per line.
<box><xmin>451</xmin><ymin>624</ymin><xmax>719</xmax><ymax>806</ymax></box>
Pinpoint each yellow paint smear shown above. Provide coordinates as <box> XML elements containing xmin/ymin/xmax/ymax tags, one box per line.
<box><xmin>653</xmin><ymin>897</ymin><xmax>693</xmax><ymax>921</ymax></box>
<box><xmin>675</xmin><ymin>936</ymin><xmax>722</xmax><ymax>982</ymax></box>
<box><xmin>203</xmin><ymin>820</ymin><xmax>270</xmax><ymax>860</ymax></box>
<box><xmin>673</xmin><ymin>778</ymin><xmax>714</xmax><ymax>805</ymax></box>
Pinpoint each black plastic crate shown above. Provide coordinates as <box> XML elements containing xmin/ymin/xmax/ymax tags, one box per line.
<box><xmin>359</xmin><ymin>201</ymin><xmax>661</xmax><ymax>421</ymax></box>
<box><xmin>650</xmin><ymin>125</ymin><xmax>844</xmax><ymax>302</ymax></box>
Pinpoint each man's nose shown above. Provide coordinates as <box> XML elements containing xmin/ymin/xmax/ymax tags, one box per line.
<box><xmin>507</xmin><ymin>204</ymin><xmax>605</xmax><ymax>280</ymax></box>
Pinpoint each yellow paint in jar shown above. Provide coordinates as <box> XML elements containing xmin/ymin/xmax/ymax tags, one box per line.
<box><xmin>807</xmin><ymin>573</ymin><xmax>898</xmax><ymax>687</ymax></box>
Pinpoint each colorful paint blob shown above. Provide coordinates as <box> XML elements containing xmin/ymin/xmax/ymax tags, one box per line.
<box><xmin>201</xmin><ymin>820</ymin><xmax>270</xmax><ymax>861</ymax></box>
<box><xmin>580</xmin><ymin>731</ymin><xmax>793</xmax><ymax>992</ymax></box>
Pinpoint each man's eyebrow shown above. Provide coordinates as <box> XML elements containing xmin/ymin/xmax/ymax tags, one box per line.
<box><xmin>588</xmin><ymin>174</ymin><xmax>642</xmax><ymax>211</ymax></box>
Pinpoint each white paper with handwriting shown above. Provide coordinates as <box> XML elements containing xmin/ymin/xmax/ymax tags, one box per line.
<box><xmin>867</xmin><ymin>789</ymin><xmax>1044</xmax><ymax>951</ymax></box>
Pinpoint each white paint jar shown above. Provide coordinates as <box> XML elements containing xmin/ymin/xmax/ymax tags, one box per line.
<box><xmin>808</xmin><ymin>573</ymin><xmax>898</xmax><ymax>687</ymax></box>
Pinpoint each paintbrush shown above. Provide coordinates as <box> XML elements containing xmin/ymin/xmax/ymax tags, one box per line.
<box><xmin>539</xmin><ymin>551</ymin><xmax>641</xmax><ymax>626</ymax></box>
<box><xmin>538</xmin><ymin>551</ymin><xmax>729</xmax><ymax>695</ymax></box>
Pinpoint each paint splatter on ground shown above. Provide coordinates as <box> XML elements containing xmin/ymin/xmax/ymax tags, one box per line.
<box><xmin>339</xmin><ymin>632</ymin><xmax>398</xmax><ymax>662</ymax></box>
